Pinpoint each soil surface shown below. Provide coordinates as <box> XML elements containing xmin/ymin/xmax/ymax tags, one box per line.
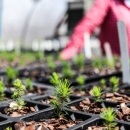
<box><xmin>70</xmin><ymin>98</ymin><xmax>104</xmax><ymax>114</ymax></box>
<box><xmin>4</xmin><ymin>105</ymin><xmax>37</xmax><ymax>117</ymax></box>
<box><xmin>14</xmin><ymin>117</ymin><xmax>82</xmax><ymax>130</ymax></box>
<box><xmin>116</xmin><ymin>103</ymin><xmax>130</xmax><ymax>122</ymax></box>
<box><xmin>103</xmin><ymin>92</ymin><xmax>130</xmax><ymax>103</ymax></box>
<box><xmin>87</xmin><ymin>125</ymin><xmax>119</xmax><ymax>130</ymax></box>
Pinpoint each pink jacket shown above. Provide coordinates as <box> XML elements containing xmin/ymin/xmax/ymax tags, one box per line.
<box><xmin>67</xmin><ymin>0</ymin><xmax>130</xmax><ymax>55</ymax></box>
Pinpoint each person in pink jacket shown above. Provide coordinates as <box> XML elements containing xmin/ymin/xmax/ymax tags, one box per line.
<box><xmin>60</xmin><ymin>0</ymin><xmax>130</xmax><ymax>60</ymax></box>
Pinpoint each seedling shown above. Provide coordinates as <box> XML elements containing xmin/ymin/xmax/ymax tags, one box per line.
<box><xmin>100</xmin><ymin>79</ymin><xmax>106</xmax><ymax>89</ymax></box>
<box><xmin>35</xmin><ymin>52</ymin><xmax>44</xmax><ymax>60</ymax></box>
<box><xmin>50</xmin><ymin>72</ymin><xmax>60</xmax><ymax>86</ymax></box>
<box><xmin>25</xmin><ymin>78</ymin><xmax>33</xmax><ymax>91</ymax></box>
<box><xmin>91</xmin><ymin>86</ymin><xmax>102</xmax><ymax>102</ymax></box>
<box><xmin>5</xmin><ymin>127</ymin><xmax>12</xmax><ymax>130</ymax></box>
<box><xmin>50</xmin><ymin>79</ymin><xmax>73</xmax><ymax>117</ymax></box>
<box><xmin>6</xmin><ymin>66</ymin><xmax>18</xmax><ymax>83</ymax></box>
<box><xmin>46</xmin><ymin>56</ymin><xmax>56</xmax><ymax>70</ymax></box>
<box><xmin>100</xmin><ymin>107</ymin><xmax>117</xmax><ymax>130</ymax></box>
<box><xmin>76</xmin><ymin>75</ymin><xmax>85</xmax><ymax>92</ymax></box>
<box><xmin>91</xmin><ymin>58</ymin><xmax>103</xmax><ymax>71</ymax></box>
<box><xmin>75</xmin><ymin>53</ymin><xmax>84</xmax><ymax>70</ymax></box>
<box><xmin>11</xmin><ymin>79</ymin><xmax>26</xmax><ymax>108</ymax></box>
<box><xmin>110</xmin><ymin>76</ymin><xmax>119</xmax><ymax>92</ymax></box>
<box><xmin>62</xmin><ymin>62</ymin><xmax>74</xmax><ymax>78</ymax></box>
<box><xmin>0</xmin><ymin>81</ymin><xmax>5</xmax><ymax>101</ymax></box>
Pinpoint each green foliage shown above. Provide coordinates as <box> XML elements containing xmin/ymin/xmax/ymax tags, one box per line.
<box><xmin>6</xmin><ymin>66</ymin><xmax>18</xmax><ymax>82</ymax></box>
<box><xmin>75</xmin><ymin>53</ymin><xmax>84</xmax><ymax>69</ymax></box>
<box><xmin>5</xmin><ymin>127</ymin><xmax>12</xmax><ymax>130</ymax></box>
<box><xmin>46</xmin><ymin>56</ymin><xmax>56</xmax><ymax>70</ymax></box>
<box><xmin>35</xmin><ymin>52</ymin><xmax>44</xmax><ymax>60</ymax></box>
<box><xmin>100</xmin><ymin>79</ymin><xmax>106</xmax><ymax>89</ymax></box>
<box><xmin>91</xmin><ymin>58</ymin><xmax>103</xmax><ymax>70</ymax></box>
<box><xmin>100</xmin><ymin>107</ymin><xmax>117</xmax><ymax>130</ymax></box>
<box><xmin>25</xmin><ymin>78</ymin><xmax>33</xmax><ymax>91</ymax></box>
<box><xmin>110</xmin><ymin>76</ymin><xmax>119</xmax><ymax>92</ymax></box>
<box><xmin>0</xmin><ymin>81</ymin><xmax>5</xmax><ymax>101</ymax></box>
<box><xmin>62</xmin><ymin>62</ymin><xmax>74</xmax><ymax>78</ymax></box>
<box><xmin>11</xmin><ymin>79</ymin><xmax>26</xmax><ymax>107</ymax></box>
<box><xmin>50</xmin><ymin>72</ymin><xmax>60</xmax><ymax>86</ymax></box>
<box><xmin>76</xmin><ymin>75</ymin><xmax>85</xmax><ymax>92</ymax></box>
<box><xmin>91</xmin><ymin>86</ymin><xmax>102</xmax><ymax>102</ymax></box>
<box><xmin>50</xmin><ymin>79</ymin><xmax>73</xmax><ymax>117</ymax></box>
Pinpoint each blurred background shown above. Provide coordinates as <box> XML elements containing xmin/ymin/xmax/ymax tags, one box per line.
<box><xmin>0</xmin><ymin>0</ymin><xmax>100</xmax><ymax>56</ymax></box>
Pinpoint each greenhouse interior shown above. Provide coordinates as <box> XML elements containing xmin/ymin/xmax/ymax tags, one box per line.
<box><xmin>0</xmin><ymin>0</ymin><xmax>130</xmax><ymax>129</ymax></box>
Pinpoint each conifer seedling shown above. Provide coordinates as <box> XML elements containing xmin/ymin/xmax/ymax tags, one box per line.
<box><xmin>50</xmin><ymin>79</ymin><xmax>73</xmax><ymax>117</ymax></box>
<box><xmin>76</xmin><ymin>75</ymin><xmax>85</xmax><ymax>92</ymax></box>
<box><xmin>46</xmin><ymin>56</ymin><xmax>56</xmax><ymax>70</ymax></box>
<box><xmin>6</xmin><ymin>66</ymin><xmax>18</xmax><ymax>83</ymax></box>
<box><xmin>110</xmin><ymin>76</ymin><xmax>119</xmax><ymax>92</ymax></box>
<box><xmin>50</xmin><ymin>72</ymin><xmax>60</xmax><ymax>86</ymax></box>
<box><xmin>25</xmin><ymin>78</ymin><xmax>33</xmax><ymax>91</ymax></box>
<box><xmin>0</xmin><ymin>81</ymin><xmax>5</xmax><ymax>101</ymax></box>
<box><xmin>62</xmin><ymin>62</ymin><xmax>74</xmax><ymax>78</ymax></box>
<box><xmin>100</xmin><ymin>79</ymin><xmax>106</xmax><ymax>89</ymax></box>
<box><xmin>11</xmin><ymin>79</ymin><xmax>26</xmax><ymax>109</ymax></box>
<box><xmin>91</xmin><ymin>86</ymin><xmax>102</xmax><ymax>102</ymax></box>
<box><xmin>75</xmin><ymin>53</ymin><xmax>84</xmax><ymax>70</ymax></box>
<box><xmin>5</xmin><ymin>127</ymin><xmax>12</xmax><ymax>130</ymax></box>
<box><xmin>100</xmin><ymin>107</ymin><xmax>117</xmax><ymax>130</ymax></box>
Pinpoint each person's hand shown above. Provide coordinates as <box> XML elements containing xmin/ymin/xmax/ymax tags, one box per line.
<box><xmin>60</xmin><ymin>46</ymin><xmax>77</xmax><ymax>60</ymax></box>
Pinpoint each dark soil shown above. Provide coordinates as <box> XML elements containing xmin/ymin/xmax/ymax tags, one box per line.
<box><xmin>14</xmin><ymin>117</ymin><xmax>82</xmax><ymax>130</ymax></box>
<box><xmin>70</xmin><ymin>98</ymin><xmax>104</xmax><ymax>114</ymax></box>
<box><xmin>4</xmin><ymin>105</ymin><xmax>36</xmax><ymax>117</ymax></box>
<box><xmin>103</xmin><ymin>92</ymin><xmax>130</xmax><ymax>103</ymax></box>
<box><xmin>116</xmin><ymin>103</ymin><xmax>130</xmax><ymax>122</ymax></box>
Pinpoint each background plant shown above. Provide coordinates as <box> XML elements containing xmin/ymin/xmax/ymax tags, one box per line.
<box><xmin>46</xmin><ymin>56</ymin><xmax>56</xmax><ymax>70</ymax></box>
<box><xmin>62</xmin><ymin>61</ymin><xmax>74</xmax><ymax>78</ymax></box>
<box><xmin>75</xmin><ymin>53</ymin><xmax>84</xmax><ymax>70</ymax></box>
<box><xmin>76</xmin><ymin>75</ymin><xmax>85</xmax><ymax>92</ymax></box>
<box><xmin>110</xmin><ymin>76</ymin><xmax>119</xmax><ymax>92</ymax></box>
<box><xmin>91</xmin><ymin>86</ymin><xmax>102</xmax><ymax>102</ymax></box>
<box><xmin>0</xmin><ymin>81</ymin><xmax>5</xmax><ymax>101</ymax></box>
<box><xmin>100</xmin><ymin>107</ymin><xmax>117</xmax><ymax>130</ymax></box>
<box><xmin>6</xmin><ymin>66</ymin><xmax>18</xmax><ymax>83</ymax></box>
<box><xmin>100</xmin><ymin>78</ymin><xmax>106</xmax><ymax>89</ymax></box>
<box><xmin>50</xmin><ymin>79</ymin><xmax>73</xmax><ymax>117</ymax></box>
<box><xmin>25</xmin><ymin>78</ymin><xmax>33</xmax><ymax>91</ymax></box>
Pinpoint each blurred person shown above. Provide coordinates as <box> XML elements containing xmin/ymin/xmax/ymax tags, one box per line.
<box><xmin>61</xmin><ymin>0</ymin><xmax>130</xmax><ymax>60</ymax></box>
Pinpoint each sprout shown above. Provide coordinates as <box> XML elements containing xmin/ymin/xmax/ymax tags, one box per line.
<box><xmin>100</xmin><ymin>107</ymin><xmax>117</xmax><ymax>130</ymax></box>
<box><xmin>46</xmin><ymin>56</ymin><xmax>56</xmax><ymax>70</ymax></box>
<box><xmin>75</xmin><ymin>53</ymin><xmax>84</xmax><ymax>70</ymax></box>
<box><xmin>110</xmin><ymin>76</ymin><xmax>119</xmax><ymax>92</ymax></box>
<box><xmin>5</xmin><ymin>127</ymin><xmax>12</xmax><ymax>130</ymax></box>
<box><xmin>11</xmin><ymin>79</ymin><xmax>26</xmax><ymax>108</ymax></box>
<box><xmin>6</xmin><ymin>66</ymin><xmax>18</xmax><ymax>83</ymax></box>
<box><xmin>50</xmin><ymin>72</ymin><xmax>60</xmax><ymax>86</ymax></box>
<box><xmin>62</xmin><ymin>62</ymin><xmax>74</xmax><ymax>78</ymax></box>
<box><xmin>35</xmin><ymin>52</ymin><xmax>44</xmax><ymax>60</ymax></box>
<box><xmin>25</xmin><ymin>78</ymin><xmax>33</xmax><ymax>91</ymax></box>
<box><xmin>76</xmin><ymin>75</ymin><xmax>85</xmax><ymax>92</ymax></box>
<box><xmin>50</xmin><ymin>79</ymin><xmax>73</xmax><ymax>117</ymax></box>
<box><xmin>91</xmin><ymin>58</ymin><xmax>103</xmax><ymax>70</ymax></box>
<box><xmin>91</xmin><ymin>86</ymin><xmax>102</xmax><ymax>102</ymax></box>
<box><xmin>100</xmin><ymin>79</ymin><xmax>106</xmax><ymax>89</ymax></box>
<box><xmin>0</xmin><ymin>81</ymin><xmax>5</xmax><ymax>101</ymax></box>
